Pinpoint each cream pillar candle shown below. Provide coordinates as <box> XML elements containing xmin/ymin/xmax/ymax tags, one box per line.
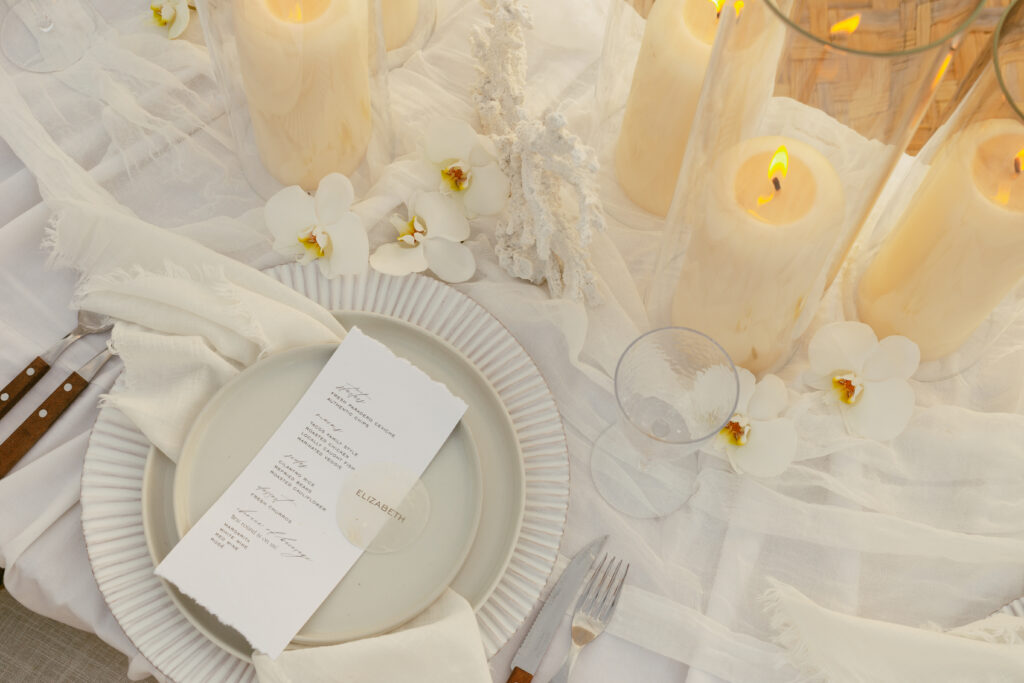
<box><xmin>857</xmin><ymin>119</ymin><xmax>1024</xmax><ymax>360</ymax></box>
<box><xmin>234</xmin><ymin>0</ymin><xmax>372</xmax><ymax>191</ymax></box>
<box><xmin>614</xmin><ymin>0</ymin><xmax>719</xmax><ymax>216</ymax></box>
<box><xmin>671</xmin><ymin>136</ymin><xmax>846</xmax><ymax>374</ymax></box>
<box><xmin>382</xmin><ymin>0</ymin><xmax>418</xmax><ymax>51</ymax></box>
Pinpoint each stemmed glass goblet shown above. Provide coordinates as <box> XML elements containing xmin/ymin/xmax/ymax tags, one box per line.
<box><xmin>591</xmin><ymin>327</ymin><xmax>739</xmax><ymax>518</ymax></box>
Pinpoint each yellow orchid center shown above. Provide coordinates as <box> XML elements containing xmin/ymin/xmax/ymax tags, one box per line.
<box><xmin>441</xmin><ymin>161</ymin><xmax>472</xmax><ymax>193</ymax></box>
<box><xmin>720</xmin><ymin>414</ymin><xmax>751</xmax><ymax>446</ymax></box>
<box><xmin>151</xmin><ymin>3</ymin><xmax>169</xmax><ymax>25</ymax></box>
<box><xmin>397</xmin><ymin>215</ymin><xmax>427</xmax><ymax>247</ymax></box>
<box><xmin>832</xmin><ymin>373</ymin><xmax>863</xmax><ymax>405</ymax></box>
<box><xmin>297</xmin><ymin>226</ymin><xmax>327</xmax><ymax>258</ymax></box>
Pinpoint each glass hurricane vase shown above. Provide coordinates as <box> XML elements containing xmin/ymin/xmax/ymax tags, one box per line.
<box><xmin>594</xmin><ymin>0</ymin><xmax>723</xmax><ymax>226</ymax></box>
<box><xmin>850</xmin><ymin>0</ymin><xmax>1024</xmax><ymax>379</ymax></box>
<box><xmin>645</xmin><ymin>0</ymin><xmax>984</xmax><ymax>376</ymax></box>
<box><xmin>196</xmin><ymin>0</ymin><xmax>394</xmax><ymax>198</ymax></box>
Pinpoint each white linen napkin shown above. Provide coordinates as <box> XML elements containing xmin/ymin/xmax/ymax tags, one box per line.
<box><xmin>252</xmin><ymin>590</ymin><xmax>490</xmax><ymax>683</ymax></box>
<box><xmin>47</xmin><ymin>200</ymin><xmax>344</xmax><ymax>461</ymax></box>
<box><xmin>47</xmin><ymin>202</ymin><xmax>491</xmax><ymax>681</ymax></box>
<box><xmin>763</xmin><ymin>579</ymin><xmax>1024</xmax><ymax>682</ymax></box>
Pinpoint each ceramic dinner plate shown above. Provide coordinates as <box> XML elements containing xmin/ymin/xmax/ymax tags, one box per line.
<box><xmin>143</xmin><ymin>311</ymin><xmax>516</xmax><ymax>656</ymax></box>
<box><xmin>172</xmin><ymin>332</ymin><xmax>481</xmax><ymax>646</ymax></box>
<box><xmin>82</xmin><ymin>266</ymin><xmax>569</xmax><ymax>683</ymax></box>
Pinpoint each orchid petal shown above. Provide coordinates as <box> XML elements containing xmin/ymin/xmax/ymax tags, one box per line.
<box><xmin>808</xmin><ymin>321</ymin><xmax>878</xmax><ymax>376</ymax></box>
<box><xmin>861</xmin><ymin>335</ymin><xmax>921</xmax><ymax>382</ymax></box>
<box><xmin>295</xmin><ymin>246</ymin><xmax>319</xmax><ymax>265</ymax></box>
<box><xmin>413</xmin><ymin>192</ymin><xmax>470</xmax><ymax>241</ymax></box>
<box><xmin>315</xmin><ymin>173</ymin><xmax>355</xmax><ymax>224</ymax></box>
<box><xmin>726</xmin><ymin>418</ymin><xmax>797</xmax><ymax>478</ymax></box>
<box><xmin>322</xmin><ymin>214</ymin><xmax>368</xmax><ymax>276</ymax></box>
<box><xmin>265</xmin><ymin>185</ymin><xmax>316</xmax><ymax>243</ymax></box>
<box><xmin>803</xmin><ymin>371</ymin><xmax>834</xmax><ymax>391</ymax></box>
<box><xmin>735</xmin><ymin>368</ymin><xmax>756</xmax><ymax>414</ymax></box>
<box><xmin>462</xmin><ymin>162</ymin><xmax>509</xmax><ymax>217</ymax></box>
<box><xmin>469</xmin><ymin>135</ymin><xmax>500</xmax><ymax>166</ymax></box>
<box><xmin>424</xmin><ymin>238</ymin><xmax>476</xmax><ymax>283</ymax></box>
<box><xmin>748</xmin><ymin>374</ymin><xmax>788</xmax><ymax>421</ymax></box>
<box><xmin>424</xmin><ymin>119</ymin><xmax>478</xmax><ymax>165</ymax></box>
<box><xmin>843</xmin><ymin>378</ymin><xmax>915</xmax><ymax>441</ymax></box>
<box><xmin>167</xmin><ymin>3</ymin><xmax>189</xmax><ymax>38</ymax></box>
<box><xmin>369</xmin><ymin>242</ymin><xmax>428</xmax><ymax>276</ymax></box>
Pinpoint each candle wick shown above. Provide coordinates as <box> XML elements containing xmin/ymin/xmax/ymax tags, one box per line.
<box><xmin>1015</xmin><ymin>157</ymin><xmax>1021</xmax><ymax>175</ymax></box>
<box><xmin>772</xmin><ymin>177</ymin><xmax>782</xmax><ymax>192</ymax></box>
<box><xmin>716</xmin><ymin>9</ymin><xmax>721</xmax><ymax>18</ymax></box>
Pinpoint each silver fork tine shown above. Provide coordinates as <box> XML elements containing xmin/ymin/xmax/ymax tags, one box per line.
<box><xmin>598</xmin><ymin>562</ymin><xmax>629</xmax><ymax>622</ymax></box>
<box><xmin>593</xmin><ymin>559</ymin><xmax>623</xmax><ymax>618</ymax></box>
<box><xmin>577</xmin><ymin>554</ymin><xmax>608</xmax><ymax>613</ymax></box>
<box><xmin>551</xmin><ymin>554</ymin><xmax>630</xmax><ymax>683</ymax></box>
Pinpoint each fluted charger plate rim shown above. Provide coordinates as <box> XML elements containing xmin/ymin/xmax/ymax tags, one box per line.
<box><xmin>80</xmin><ymin>265</ymin><xmax>570</xmax><ymax>683</ymax></box>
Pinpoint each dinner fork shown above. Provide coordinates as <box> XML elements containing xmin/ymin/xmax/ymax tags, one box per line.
<box><xmin>0</xmin><ymin>310</ymin><xmax>111</xmax><ymax>421</ymax></box>
<box><xmin>550</xmin><ymin>554</ymin><xmax>629</xmax><ymax>683</ymax></box>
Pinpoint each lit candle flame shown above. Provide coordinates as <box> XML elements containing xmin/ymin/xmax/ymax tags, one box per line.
<box><xmin>829</xmin><ymin>13</ymin><xmax>861</xmax><ymax>36</ymax></box>
<box><xmin>931</xmin><ymin>53</ymin><xmax>953</xmax><ymax>90</ymax></box>
<box><xmin>734</xmin><ymin>0</ymin><xmax>745</xmax><ymax>18</ymax></box>
<box><xmin>287</xmin><ymin>2</ymin><xmax>303</xmax><ymax>22</ymax></box>
<box><xmin>768</xmin><ymin>145</ymin><xmax>789</xmax><ymax>188</ymax></box>
<box><xmin>710</xmin><ymin>0</ymin><xmax>725</xmax><ymax>18</ymax></box>
<box><xmin>757</xmin><ymin>145</ymin><xmax>789</xmax><ymax>206</ymax></box>
<box><xmin>1015</xmin><ymin>147</ymin><xmax>1024</xmax><ymax>175</ymax></box>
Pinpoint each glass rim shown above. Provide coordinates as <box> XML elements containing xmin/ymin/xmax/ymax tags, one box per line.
<box><xmin>613</xmin><ymin>326</ymin><xmax>740</xmax><ymax>445</ymax></box>
<box><xmin>994</xmin><ymin>0</ymin><xmax>1024</xmax><ymax>122</ymax></box>
<box><xmin>763</xmin><ymin>0</ymin><xmax>986</xmax><ymax>59</ymax></box>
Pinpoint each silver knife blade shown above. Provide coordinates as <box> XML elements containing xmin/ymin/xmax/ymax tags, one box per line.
<box><xmin>509</xmin><ymin>535</ymin><xmax>608</xmax><ymax>679</ymax></box>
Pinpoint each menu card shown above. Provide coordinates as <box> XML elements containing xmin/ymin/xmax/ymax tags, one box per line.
<box><xmin>155</xmin><ymin>327</ymin><xmax>467</xmax><ymax>657</ymax></box>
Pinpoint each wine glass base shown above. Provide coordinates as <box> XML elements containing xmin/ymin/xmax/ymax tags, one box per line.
<box><xmin>590</xmin><ymin>423</ymin><xmax>698</xmax><ymax>519</ymax></box>
<box><xmin>1</xmin><ymin>0</ymin><xmax>95</xmax><ymax>73</ymax></box>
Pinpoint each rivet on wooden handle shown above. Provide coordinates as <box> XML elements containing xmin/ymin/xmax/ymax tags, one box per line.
<box><xmin>506</xmin><ymin>667</ymin><xmax>534</xmax><ymax>683</ymax></box>
<box><xmin>0</xmin><ymin>372</ymin><xmax>88</xmax><ymax>478</ymax></box>
<box><xmin>0</xmin><ymin>357</ymin><xmax>50</xmax><ymax>421</ymax></box>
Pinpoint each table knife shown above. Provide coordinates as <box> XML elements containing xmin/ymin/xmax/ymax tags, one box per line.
<box><xmin>506</xmin><ymin>535</ymin><xmax>608</xmax><ymax>683</ymax></box>
<box><xmin>0</xmin><ymin>348</ymin><xmax>113</xmax><ymax>478</ymax></box>
<box><xmin>0</xmin><ymin>312</ymin><xmax>111</xmax><ymax>421</ymax></box>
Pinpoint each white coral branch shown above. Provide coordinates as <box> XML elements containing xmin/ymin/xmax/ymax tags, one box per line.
<box><xmin>474</xmin><ymin>0</ymin><xmax>605</xmax><ymax>304</ymax></box>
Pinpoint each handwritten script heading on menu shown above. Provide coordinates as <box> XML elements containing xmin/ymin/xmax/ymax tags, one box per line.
<box><xmin>155</xmin><ymin>328</ymin><xmax>467</xmax><ymax>658</ymax></box>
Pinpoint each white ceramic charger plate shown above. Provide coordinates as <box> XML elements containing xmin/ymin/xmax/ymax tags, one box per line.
<box><xmin>81</xmin><ymin>265</ymin><xmax>570</xmax><ymax>683</ymax></box>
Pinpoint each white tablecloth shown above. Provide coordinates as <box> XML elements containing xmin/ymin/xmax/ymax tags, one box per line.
<box><xmin>2</xmin><ymin>1</ymin><xmax>1024</xmax><ymax>682</ymax></box>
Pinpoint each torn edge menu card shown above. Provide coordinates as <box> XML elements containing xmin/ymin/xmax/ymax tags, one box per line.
<box><xmin>155</xmin><ymin>327</ymin><xmax>467</xmax><ymax>657</ymax></box>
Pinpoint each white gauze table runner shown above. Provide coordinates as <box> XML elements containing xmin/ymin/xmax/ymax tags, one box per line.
<box><xmin>1</xmin><ymin>0</ymin><xmax>1024</xmax><ymax>681</ymax></box>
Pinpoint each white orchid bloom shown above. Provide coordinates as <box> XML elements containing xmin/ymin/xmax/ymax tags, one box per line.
<box><xmin>805</xmin><ymin>321</ymin><xmax>920</xmax><ymax>441</ymax></box>
<box><xmin>714</xmin><ymin>369</ymin><xmax>797</xmax><ymax>477</ymax></box>
<box><xmin>151</xmin><ymin>0</ymin><xmax>190</xmax><ymax>39</ymax></box>
<box><xmin>370</xmin><ymin>192</ymin><xmax>475</xmax><ymax>283</ymax></box>
<box><xmin>423</xmin><ymin>119</ymin><xmax>509</xmax><ymax>218</ymax></box>
<box><xmin>265</xmin><ymin>173</ymin><xmax>369</xmax><ymax>277</ymax></box>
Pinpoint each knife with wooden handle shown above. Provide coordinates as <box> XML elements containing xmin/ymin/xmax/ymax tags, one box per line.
<box><xmin>0</xmin><ymin>357</ymin><xmax>50</xmax><ymax>421</ymax></box>
<box><xmin>0</xmin><ymin>349</ymin><xmax>113</xmax><ymax>478</ymax></box>
<box><xmin>0</xmin><ymin>312</ymin><xmax>112</xmax><ymax>421</ymax></box>
<box><xmin>505</xmin><ymin>535</ymin><xmax>608</xmax><ymax>683</ymax></box>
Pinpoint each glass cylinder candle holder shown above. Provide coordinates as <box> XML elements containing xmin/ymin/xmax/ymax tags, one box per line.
<box><xmin>382</xmin><ymin>0</ymin><xmax>436</xmax><ymax>68</ymax></box>
<box><xmin>196</xmin><ymin>0</ymin><xmax>394</xmax><ymax>197</ymax></box>
<box><xmin>850</xmin><ymin>0</ymin><xmax>1024</xmax><ymax>379</ymax></box>
<box><xmin>593</xmin><ymin>0</ymin><xmax>723</xmax><ymax>226</ymax></box>
<box><xmin>646</xmin><ymin>0</ymin><xmax>984</xmax><ymax>376</ymax></box>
